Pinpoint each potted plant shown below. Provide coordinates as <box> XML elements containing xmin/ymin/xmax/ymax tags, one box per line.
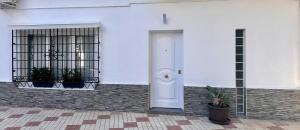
<box><xmin>62</xmin><ymin>68</ymin><xmax>84</xmax><ymax>88</ymax></box>
<box><xmin>30</xmin><ymin>67</ymin><xmax>54</xmax><ymax>88</ymax></box>
<box><xmin>206</xmin><ymin>86</ymin><xmax>231</xmax><ymax>125</ymax></box>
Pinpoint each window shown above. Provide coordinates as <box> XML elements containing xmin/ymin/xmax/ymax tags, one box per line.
<box><xmin>12</xmin><ymin>28</ymin><xmax>100</xmax><ymax>89</ymax></box>
<box><xmin>235</xmin><ymin>29</ymin><xmax>246</xmax><ymax>115</ymax></box>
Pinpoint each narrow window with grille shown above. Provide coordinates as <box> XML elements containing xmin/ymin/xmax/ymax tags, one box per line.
<box><xmin>235</xmin><ymin>29</ymin><xmax>246</xmax><ymax>116</ymax></box>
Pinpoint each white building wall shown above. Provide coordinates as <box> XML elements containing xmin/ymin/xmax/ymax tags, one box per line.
<box><xmin>0</xmin><ymin>0</ymin><xmax>299</xmax><ymax>89</ymax></box>
<box><xmin>0</xmin><ymin>10</ymin><xmax>11</xmax><ymax>82</ymax></box>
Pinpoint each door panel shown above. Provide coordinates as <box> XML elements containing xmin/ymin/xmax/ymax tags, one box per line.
<box><xmin>150</xmin><ymin>31</ymin><xmax>183</xmax><ymax>109</ymax></box>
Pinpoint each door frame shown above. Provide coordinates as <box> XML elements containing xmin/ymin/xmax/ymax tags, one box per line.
<box><xmin>148</xmin><ymin>30</ymin><xmax>184</xmax><ymax>110</ymax></box>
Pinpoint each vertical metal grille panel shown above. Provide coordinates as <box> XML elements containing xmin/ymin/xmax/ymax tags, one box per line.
<box><xmin>235</xmin><ymin>29</ymin><xmax>246</xmax><ymax>116</ymax></box>
<box><xmin>12</xmin><ymin>28</ymin><xmax>100</xmax><ymax>89</ymax></box>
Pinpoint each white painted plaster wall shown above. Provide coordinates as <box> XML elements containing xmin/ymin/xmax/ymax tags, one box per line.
<box><xmin>0</xmin><ymin>10</ymin><xmax>11</xmax><ymax>82</ymax></box>
<box><xmin>0</xmin><ymin>0</ymin><xmax>299</xmax><ymax>89</ymax></box>
<box><xmin>15</xmin><ymin>0</ymin><xmax>223</xmax><ymax>9</ymax></box>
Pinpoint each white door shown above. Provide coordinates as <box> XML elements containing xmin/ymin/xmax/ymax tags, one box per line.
<box><xmin>150</xmin><ymin>31</ymin><xmax>183</xmax><ymax>109</ymax></box>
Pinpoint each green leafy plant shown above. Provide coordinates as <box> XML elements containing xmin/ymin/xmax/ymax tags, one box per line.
<box><xmin>30</xmin><ymin>67</ymin><xmax>53</xmax><ymax>82</ymax></box>
<box><xmin>206</xmin><ymin>86</ymin><xmax>229</xmax><ymax>108</ymax></box>
<box><xmin>63</xmin><ymin>68</ymin><xmax>82</xmax><ymax>82</ymax></box>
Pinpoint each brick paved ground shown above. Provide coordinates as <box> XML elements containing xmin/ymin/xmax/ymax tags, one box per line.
<box><xmin>0</xmin><ymin>107</ymin><xmax>298</xmax><ymax>130</ymax></box>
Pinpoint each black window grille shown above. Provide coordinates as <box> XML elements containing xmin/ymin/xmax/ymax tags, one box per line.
<box><xmin>12</xmin><ymin>28</ymin><xmax>100</xmax><ymax>89</ymax></box>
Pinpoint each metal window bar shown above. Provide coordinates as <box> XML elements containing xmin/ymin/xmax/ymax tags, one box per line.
<box><xmin>12</xmin><ymin>28</ymin><xmax>100</xmax><ymax>89</ymax></box>
<box><xmin>235</xmin><ymin>29</ymin><xmax>246</xmax><ymax>116</ymax></box>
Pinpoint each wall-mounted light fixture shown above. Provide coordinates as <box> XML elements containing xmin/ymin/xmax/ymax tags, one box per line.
<box><xmin>163</xmin><ymin>13</ymin><xmax>167</xmax><ymax>24</ymax></box>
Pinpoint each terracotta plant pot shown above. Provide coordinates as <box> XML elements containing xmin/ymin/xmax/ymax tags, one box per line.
<box><xmin>32</xmin><ymin>81</ymin><xmax>54</xmax><ymax>88</ymax></box>
<box><xmin>208</xmin><ymin>103</ymin><xmax>231</xmax><ymax>125</ymax></box>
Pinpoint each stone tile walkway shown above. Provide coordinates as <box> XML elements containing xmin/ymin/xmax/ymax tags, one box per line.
<box><xmin>0</xmin><ymin>107</ymin><xmax>299</xmax><ymax>130</ymax></box>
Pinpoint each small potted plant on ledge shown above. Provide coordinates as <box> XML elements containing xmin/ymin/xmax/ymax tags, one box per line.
<box><xmin>62</xmin><ymin>68</ymin><xmax>84</xmax><ymax>88</ymax></box>
<box><xmin>206</xmin><ymin>86</ymin><xmax>231</xmax><ymax>125</ymax></box>
<box><xmin>30</xmin><ymin>67</ymin><xmax>54</xmax><ymax>88</ymax></box>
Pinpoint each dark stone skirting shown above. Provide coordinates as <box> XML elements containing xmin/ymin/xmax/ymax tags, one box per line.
<box><xmin>0</xmin><ymin>83</ymin><xmax>149</xmax><ymax>113</ymax></box>
<box><xmin>2</xmin><ymin>82</ymin><xmax>300</xmax><ymax>121</ymax></box>
<box><xmin>247</xmin><ymin>88</ymin><xmax>300</xmax><ymax>121</ymax></box>
<box><xmin>0</xmin><ymin>82</ymin><xmax>236</xmax><ymax>117</ymax></box>
<box><xmin>184</xmin><ymin>86</ymin><xmax>236</xmax><ymax>117</ymax></box>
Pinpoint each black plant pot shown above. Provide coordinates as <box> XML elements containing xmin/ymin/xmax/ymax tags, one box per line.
<box><xmin>208</xmin><ymin>103</ymin><xmax>231</xmax><ymax>125</ymax></box>
<box><xmin>63</xmin><ymin>81</ymin><xmax>85</xmax><ymax>88</ymax></box>
<box><xmin>32</xmin><ymin>81</ymin><xmax>54</xmax><ymax>88</ymax></box>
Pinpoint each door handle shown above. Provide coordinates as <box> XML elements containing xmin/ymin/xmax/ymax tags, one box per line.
<box><xmin>178</xmin><ymin>70</ymin><xmax>182</xmax><ymax>74</ymax></box>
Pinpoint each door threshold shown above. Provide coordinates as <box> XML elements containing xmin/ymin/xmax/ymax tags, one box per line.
<box><xmin>148</xmin><ymin>107</ymin><xmax>184</xmax><ymax>115</ymax></box>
